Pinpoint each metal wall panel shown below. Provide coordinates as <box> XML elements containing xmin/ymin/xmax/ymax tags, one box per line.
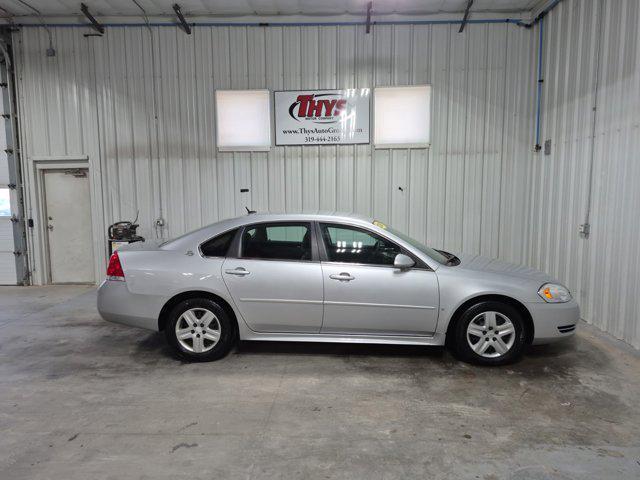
<box><xmin>528</xmin><ymin>0</ymin><xmax>640</xmax><ymax>348</ymax></box>
<box><xmin>3</xmin><ymin>0</ymin><xmax>539</xmax><ymax>17</ymax></box>
<box><xmin>14</xmin><ymin>23</ymin><xmax>535</xmax><ymax>286</ymax></box>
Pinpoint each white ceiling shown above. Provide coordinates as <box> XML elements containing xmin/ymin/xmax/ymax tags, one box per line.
<box><xmin>0</xmin><ymin>0</ymin><xmax>543</xmax><ymax>18</ymax></box>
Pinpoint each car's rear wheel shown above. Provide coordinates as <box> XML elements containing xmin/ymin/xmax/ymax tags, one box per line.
<box><xmin>452</xmin><ymin>301</ymin><xmax>527</xmax><ymax>366</ymax></box>
<box><xmin>165</xmin><ymin>298</ymin><xmax>236</xmax><ymax>362</ymax></box>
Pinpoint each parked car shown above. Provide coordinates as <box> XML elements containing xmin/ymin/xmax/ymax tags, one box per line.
<box><xmin>97</xmin><ymin>213</ymin><xmax>578</xmax><ymax>365</ymax></box>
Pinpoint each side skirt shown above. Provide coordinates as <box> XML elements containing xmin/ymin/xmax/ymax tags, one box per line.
<box><xmin>239</xmin><ymin>331</ymin><xmax>447</xmax><ymax>346</ymax></box>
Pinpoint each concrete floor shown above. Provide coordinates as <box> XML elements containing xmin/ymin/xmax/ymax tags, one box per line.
<box><xmin>0</xmin><ymin>286</ymin><xmax>639</xmax><ymax>480</ymax></box>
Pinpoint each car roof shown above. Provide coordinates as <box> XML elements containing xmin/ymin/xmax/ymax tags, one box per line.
<box><xmin>161</xmin><ymin>211</ymin><xmax>375</xmax><ymax>250</ymax></box>
<box><xmin>240</xmin><ymin>211</ymin><xmax>373</xmax><ymax>223</ymax></box>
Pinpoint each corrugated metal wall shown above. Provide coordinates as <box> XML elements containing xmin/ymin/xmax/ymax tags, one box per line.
<box><xmin>14</xmin><ymin>22</ymin><xmax>536</xmax><ymax>286</ymax></box>
<box><xmin>528</xmin><ymin>0</ymin><xmax>640</xmax><ymax>348</ymax></box>
<box><xmin>12</xmin><ymin>6</ymin><xmax>640</xmax><ymax>350</ymax></box>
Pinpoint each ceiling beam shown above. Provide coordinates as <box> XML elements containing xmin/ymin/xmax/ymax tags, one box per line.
<box><xmin>458</xmin><ymin>0</ymin><xmax>474</xmax><ymax>33</ymax></box>
<box><xmin>365</xmin><ymin>2</ymin><xmax>372</xmax><ymax>34</ymax></box>
<box><xmin>517</xmin><ymin>0</ymin><xmax>563</xmax><ymax>28</ymax></box>
<box><xmin>172</xmin><ymin>4</ymin><xmax>191</xmax><ymax>35</ymax></box>
<box><xmin>80</xmin><ymin>3</ymin><xmax>104</xmax><ymax>34</ymax></box>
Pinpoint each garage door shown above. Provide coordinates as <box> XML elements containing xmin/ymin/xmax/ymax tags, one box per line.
<box><xmin>0</xmin><ymin>180</ymin><xmax>17</xmax><ymax>285</ymax></box>
<box><xmin>0</xmin><ymin>76</ymin><xmax>18</xmax><ymax>285</ymax></box>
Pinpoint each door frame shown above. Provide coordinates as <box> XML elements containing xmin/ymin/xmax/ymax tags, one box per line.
<box><xmin>31</xmin><ymin>156</ymin><xmax>98</xmax><ymax>284</ymax></box>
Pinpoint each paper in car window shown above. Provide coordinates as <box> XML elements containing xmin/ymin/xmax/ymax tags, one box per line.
<box><xmin>372</xmin><ymin>220</ymin><xmax>387</xmax><ymax>229</ymax></box>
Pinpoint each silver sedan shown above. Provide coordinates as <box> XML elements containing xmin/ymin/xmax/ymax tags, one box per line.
<box><xmin>97</xmin><ymin>213</ymin><xmax>579</xmax><ymax>365</ymax></box>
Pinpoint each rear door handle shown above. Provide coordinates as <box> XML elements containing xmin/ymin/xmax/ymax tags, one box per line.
<box><xmin>225</xmin><ymin>267</ymin><xmax>250</xmax><ymax>276</ymax></box>
<box><xmin>329</xmin><ymin>272</ymin><xmax>355</xmax><ymax>281</ymax></box>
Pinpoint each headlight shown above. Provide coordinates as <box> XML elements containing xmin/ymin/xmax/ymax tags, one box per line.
<box><xmin>538</xmin><ymin>283</ymin><xmax>572</xmax><ymax>303</ymax></box>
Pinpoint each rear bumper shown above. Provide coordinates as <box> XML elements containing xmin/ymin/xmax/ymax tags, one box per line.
<box><xmin>527</xmin><ymin>300</ymin><xmax>580</xmax><ymax>345</ymax></box>
<box><xmin>97</xmin><ymin>280</ymin><xmax>160</xmax><ymax>331</ymax></box>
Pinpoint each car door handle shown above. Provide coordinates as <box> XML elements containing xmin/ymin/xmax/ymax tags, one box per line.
<box><xmin>225</xmin><ymin>267</ymin><xmax>250</xmax><ymax>276</ymax></box>
<box><xmin>329</xmin><ymin>272</ymin><xmax>355</xmax><ymax>281</ymax></box>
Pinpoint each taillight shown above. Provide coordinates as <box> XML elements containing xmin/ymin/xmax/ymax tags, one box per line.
<box><xmin>106</xmin><ymin>251</ymin><xmax>125</xmax><ymax>281</ymax></box>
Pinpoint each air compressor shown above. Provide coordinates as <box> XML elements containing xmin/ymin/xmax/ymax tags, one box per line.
<box><xmin>108</xmin><ymin>213</ymin><xmax>144</xmax><ymax>255</ymax></box>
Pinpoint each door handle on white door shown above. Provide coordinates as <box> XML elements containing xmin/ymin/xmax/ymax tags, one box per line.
<box><xmin>329</xmin><ymin>272</ymin><xmax>355</xmax><ymax>281</ymax></box>
<box><xmin>225</xmin><ymin>267</ymin><xmax>250</xmax><ymax>276</ymax></box>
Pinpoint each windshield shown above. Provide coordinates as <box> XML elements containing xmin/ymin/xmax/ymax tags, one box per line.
<box><xmin>384</xmin><ymin>226</ymin><xmax>451</xmax><ymax>265</ymax></box>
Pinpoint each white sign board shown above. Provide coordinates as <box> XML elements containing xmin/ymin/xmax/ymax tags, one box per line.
<box><xmin>274</xmin><ymin>89</ymin><xmax>370</xmax><ymax>146</ymax></box>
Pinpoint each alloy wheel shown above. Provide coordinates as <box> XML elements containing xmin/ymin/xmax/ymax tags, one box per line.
<box><xmin>466</xmin><ymin>311</ymin><xmax>516</xmax><ymax>358</ymax></box>
<box><xmin>175</xmin><ymin>308</ymin><xmax>221</xmax><ymax>353</ymax></box>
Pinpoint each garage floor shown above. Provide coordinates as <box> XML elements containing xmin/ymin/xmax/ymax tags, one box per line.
<box><xmin>1</xmin><ymin>286</ymin><xmax>639</xmax><ymax>480</ymax></box>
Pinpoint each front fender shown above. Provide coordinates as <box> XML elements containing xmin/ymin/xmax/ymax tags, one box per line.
<box><xmin>435</xmin><ymin>268</ymin><xmax>539</xmax><ymax>335</ymax></box>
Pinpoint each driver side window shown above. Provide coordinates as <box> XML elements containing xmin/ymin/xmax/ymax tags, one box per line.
<box><xmin>320</xmin><ymin>223</ymin><xmax>401</xmax><ymax>266</ymax></box>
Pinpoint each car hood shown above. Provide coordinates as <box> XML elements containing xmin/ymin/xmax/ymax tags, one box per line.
<box><xmin>454</xmin><ymin>253</ymin><xmax>556</xmax><ymax>285</ymax></box>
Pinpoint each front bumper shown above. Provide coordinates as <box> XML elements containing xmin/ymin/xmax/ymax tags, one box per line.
<box><xmin>527</xmin><ymin>299</ymin><xmax>580</xmax><ymax>344</ymax></box>
<box><xmin>97</xmin><ymin>280</ymin><xmax>160</xmax><ymax>331</ymax></box>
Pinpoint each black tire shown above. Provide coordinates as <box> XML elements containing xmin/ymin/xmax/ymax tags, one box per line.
<box><xmin>451</xmin><ymin>301</ymin><xmax>527</xmax><ymax>366</ymax></box>
<box><xmin>165</xmin><ymin>298</ymin><xmax>236</xmax><ymax>362</ymax></box>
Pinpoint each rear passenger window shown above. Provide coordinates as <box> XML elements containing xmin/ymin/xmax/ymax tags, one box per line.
<box><xmin>241</xmin><ymin>223</ymin><xmax>312</xmax><ymax>261</ymax></box>
<box><xmin>200</xmin><ymin>229</ymin><xmax>237</xmax><ymax>257</ymax></box>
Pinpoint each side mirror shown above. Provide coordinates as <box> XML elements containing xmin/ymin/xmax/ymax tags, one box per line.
<box><xmin>394</xmin><ymin>253</ymin><xmax>415</xmax><ymax>270</ymax></box>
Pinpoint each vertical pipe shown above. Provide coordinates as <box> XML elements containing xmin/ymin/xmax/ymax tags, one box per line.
<box><xmin>534</xmin><ymin>17</ymin><xmax>544</xmax><ymax>151</ymax></box>
<box><xmin>132</xmin><ymin>0</ymin><xmax>164</xmax><ymax>237</ymax></box>
<box><xmin>582</xmin><ymin>0</ymin><xmax>603</xmax><ymax>237</ymax></box>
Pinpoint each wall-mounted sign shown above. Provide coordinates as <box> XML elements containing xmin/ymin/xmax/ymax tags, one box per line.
<box><xmin>274</xmin><ymin>89</ymin><xmax>370</xmax><ymax>146</ymax></box>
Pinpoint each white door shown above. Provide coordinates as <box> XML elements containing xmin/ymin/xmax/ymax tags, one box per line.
<box><xmin>44</xmin><ymin>169</ymin><xmax>94</xmax><ymax>284</ymax></box>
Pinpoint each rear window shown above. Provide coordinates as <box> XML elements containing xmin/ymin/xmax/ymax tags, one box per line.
<box><xmin>200</xmin><ymin>229</ymin><xmax>237</xmax><ymax>257</ymax></box>
<box><xmin>241</xmin><ymin>223</ymin><xmax>312</xmax><ymax>261</ymax></box>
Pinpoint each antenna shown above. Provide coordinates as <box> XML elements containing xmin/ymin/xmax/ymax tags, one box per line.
<box><xmin>245</xmin><ymin>207</ymin><xmax>257</xmax><ymax>215</ymax></box>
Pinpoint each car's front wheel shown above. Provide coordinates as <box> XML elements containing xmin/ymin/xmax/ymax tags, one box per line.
<box><xmin>452</xmin><ymin>301</ymin><xmax>527</xmax><ymax>365</ymax></box>
<box><xmin>165</xmin><ymin>298</ymin><xmax>236</xmax><ymax>362</ymax></box>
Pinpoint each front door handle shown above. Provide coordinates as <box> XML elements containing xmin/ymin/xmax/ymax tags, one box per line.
<box><xmin>225</xmin><ymin>267</ymin><xmax>250</xmax><ymax>276</ymax></box>
<box><xmin>329</xmin><ymin>272</ymin><xmax>355</xmax><ymax>281</ymax></box>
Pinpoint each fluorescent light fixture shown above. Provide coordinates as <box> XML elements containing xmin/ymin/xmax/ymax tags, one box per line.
<box><xmin>215</xmin><ymin>89</ymin><xmax>271</xmax><ymax>151</ymax></box>
<box><xmin>374</xmin><ymin>85</ymin><xmax>431</xmax><ymax>148</ymax></box>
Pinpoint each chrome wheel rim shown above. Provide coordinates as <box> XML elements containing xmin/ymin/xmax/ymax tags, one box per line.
<box><xmin>175</xmin><ymin>308</ymin><xmax>221</xmax><ymax>354</ymax></box>
<box><xmin>466</xmin><ymin>311</ymin><xmax>516</xmax><ymax>358</ymax></box>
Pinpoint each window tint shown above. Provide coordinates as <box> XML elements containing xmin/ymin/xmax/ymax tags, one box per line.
<box><xmin>264</xmin><ymin>225</ymin><xmax>307</xmax><ymax>242</ymax></box>
<box><xmin>242</xmin><ymin>223</ymin><xmax>312</xmax><ymax>261</ymax></box>
<box><xmin>200</xmin><ymin>229</ymin><xmax>237</xmax><ymax>257</ymax></box>
<box><xmin>321</xmin><ymin>223</ymin><xmax>401</xmax><ymax>266</ymax></box>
